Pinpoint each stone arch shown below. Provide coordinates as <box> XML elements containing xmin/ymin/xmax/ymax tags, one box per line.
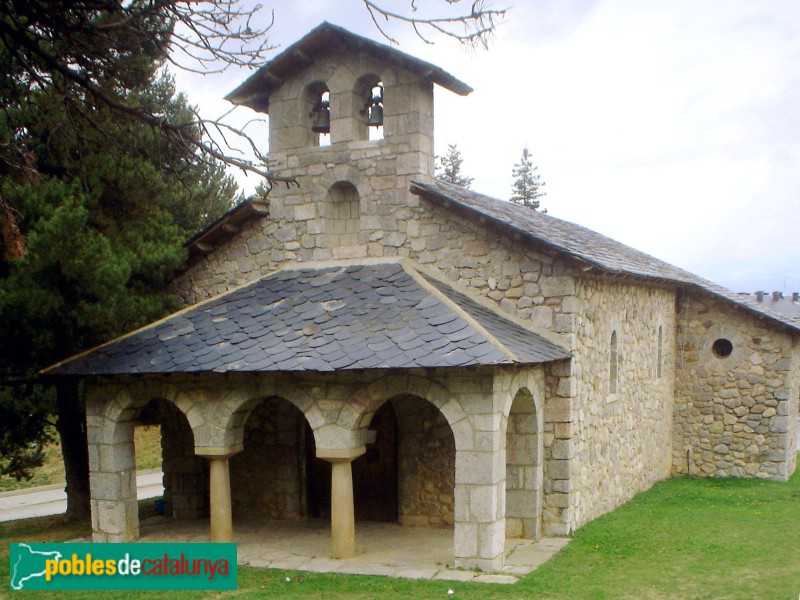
<box><xmin>505</xmin><ymin>386</ymin><xmax>543</xmax><ymax>539</ymax></box>
<box><xmin>100</xmin><ymin>383</ymin><xmax>197</xmax><ymax>447</ymax></box>
<box><xmin>219</xmin><ymin>385</ymin><xmax>325</xmax><ymax>452</ymax></box>
<box><xmin>347</xmin><ymin>375</ymin><xmax>469</xmax><ymax>451</ymax></box>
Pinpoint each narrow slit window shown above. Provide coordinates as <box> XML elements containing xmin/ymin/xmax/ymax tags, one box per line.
<box><xmin>610</xmin><ymin>330</ymin><xmax>618</xmax><ymax>394</ymax></box>
<box><xmin>657</xmin><ymin>326</ymin><xmax>664</xmax><ymax>378</ymax></box>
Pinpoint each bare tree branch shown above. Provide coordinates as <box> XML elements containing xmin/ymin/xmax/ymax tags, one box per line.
<box><xmin>362</xmin><ymin>0</ymin><xmax>506</xmax><ymax>49</ymax></box>
<box><xmin>0</xmin><ymin>0</ymin><xmax>505</xmax><ymax>196</ymax></box>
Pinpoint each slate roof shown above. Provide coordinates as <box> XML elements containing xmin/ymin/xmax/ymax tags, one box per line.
<box><xmin>411</xmin><ymin>180</ymin><xmax>800</xmax><ymax>334</ymax></box>
<box><xmin>225</xmin><ymin>22</ymin><xmax>473</xmax><ymax>113</ymax></box>
<box><xmin>44</xmin><ymin>262</ymin><xmax>569</xmax><ymax>376</ymax></box>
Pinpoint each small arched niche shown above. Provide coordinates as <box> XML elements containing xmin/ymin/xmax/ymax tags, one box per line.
<box><xmin>324</xmin><ymin>181</ymin><xmax>360</xmax><ymax>247</ymax></box>
<box><xmin>304</xmin><ymin>81</ymin><xmax>331</xmax><ymax>147</ymax></box>
<box><xmin>353</xmin><ymin>74</ymin><xmax>384</xmax><ymax>141</ymax></box>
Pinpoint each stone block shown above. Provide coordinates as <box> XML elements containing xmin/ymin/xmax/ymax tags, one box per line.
<box><xmin>293</xmin><ymin>204</ymin><xmax>316</xmax><ymax>221</ymax></box>
<box><xmin>96</xmin><ymin>499</ymin><xmax>130</xmax><ymax>534</ymax></box>
<box><xmin>561</xmin><ymin>296</ymin><xmax>584</xmax><ymax>314</ymax></box>
<box><xmin>547</xmin><ymin>459</ymin><xmax>570</xmax><ymax>480</ymax></box>
<box><xmin>546</xmin><ymin>397</ymin><xmax>572</xmax><ymax>422</ymax></box>
<box><xmin>469</xmin><ymin>486</ymin><xmax>499</xmax><ymax>522</ymax></box>
<box><xmin>556</xmin><ymin>377</ymin><xmax>576</xmax><ymax>398</ymax></box>
<box><xmin>478</xmin><ymin>520</ymin><xmax>506</xmax><ymax>561</ymax></box>
<box><xmin>455</xmin><ymin>451</ymin><xmax>503</xmax><ymax>485</ymax></box>
<box><xmin>555</xmin><ymin>315</ymin><xmax>577</xmax><ymax>334</ymax></box>
<box><xmin>99</xmin><ymin>442</ymin><xmax>135</xmax><ymax>473</ymax></box>
<box><xmin>530</xmin><ymin>306</ymin><xmax>554</xmax><ymax>329</ymax></box>
<box><xmin>540</xmin><ymin>276</ymin><xmax>576</xmax><ymax>297</ymax></box>
<box><xmin>769</xmin><ymin>416</ymin><xmax>790</xmax><ymax>433</ymax></box>
<box><xmin>551</xmin><ymin>439</ymin><xmax>575</xmax><ymax>460</ymax></box>
<box><xmin>453</xmin><ymin>522</ymin><xmax>478</xmax><ymax>558</ymax></box>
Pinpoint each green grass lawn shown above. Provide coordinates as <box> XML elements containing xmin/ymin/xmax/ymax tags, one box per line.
<box><xmin>2</xmin><ymin>457</ymin><xmax>799</xmax><ymax>599</ymax></box>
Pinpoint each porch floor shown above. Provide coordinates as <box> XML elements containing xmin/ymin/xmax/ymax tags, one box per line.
<box><xmin>133</xmin><ymin>516</ymin><xmax>570</xmax><ymax>584</ymax></box>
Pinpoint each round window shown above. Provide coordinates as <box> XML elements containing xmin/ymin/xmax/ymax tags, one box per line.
<box><xmin>712</xmin><ymin>338</ymin><xmax>733</xmax><ymax>358</ymax></box>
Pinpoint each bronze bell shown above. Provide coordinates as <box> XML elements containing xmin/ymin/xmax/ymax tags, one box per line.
<box><xmin>311</xmin><ymin>101</ymin><xmax>330</xmax><ymax>134</ymax></box>
<box><xmin>367</xmin><ymin>102</ymin><xmax>383</xmax><ymax>127</ymax></box>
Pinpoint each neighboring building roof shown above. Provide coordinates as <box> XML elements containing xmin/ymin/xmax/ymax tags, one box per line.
<box><xmin>738</xmin><ymin>292</ymin><xmax>800</xmax><ymax>321</ymax></box>
<box><xmin>184</xmin><ymin>198</ymin><xmax>269</xmax><ymax>263</ymax></box>
<box><xmin>225</xmin><ymin>22</ymin><xmax>473</xmax><ymax>112</ymax></box>
<box><xmin>44</xmin><ymin>261</ymin><xmax>569</xmax><ymax>376</ymax></box>
<box><xmin>410</xmin><ymin>180</ymin><xmax>800</xmax><ymax>334</ymax></box>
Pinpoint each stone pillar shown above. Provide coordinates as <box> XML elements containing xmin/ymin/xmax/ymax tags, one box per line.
<box><xmin>197</xmin><ymin>446</ymin><xmax>242</xmax><ymax>543</ymax></box>
<box><xmin>453</xmin><ymin>441</ymin><xmax>506</xmax><ymax>571</ymax></box>
<box><xmin>317</xmin><ymin>447</ymin><xmax>366</xmax><ymax>559</ymax></box>
<box><xmin>87</xmin><ymin>415</ymin><xmax>139</xmax><ymax>543</ymax></box>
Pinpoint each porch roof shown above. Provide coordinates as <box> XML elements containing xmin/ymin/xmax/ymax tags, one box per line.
<box><xmin>43</xmin><ymin>261</ymin><xmax>569</xmax><ymax>376</ymax></box>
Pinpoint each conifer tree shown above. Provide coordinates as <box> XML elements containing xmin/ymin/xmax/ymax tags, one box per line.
<box><xmin>510</xmin><ymin>146</ymin><xmax>546</xmax><ymax>211</ymax></box>
<box><xmin>0</xmin><ymin>66</ymin><xmax>238</xmax><ymax>521</ymax></box>
<box><xmin>435</xmin><ymin>144</ymin><xmax>474</xmax><ymax>188</ymax></box>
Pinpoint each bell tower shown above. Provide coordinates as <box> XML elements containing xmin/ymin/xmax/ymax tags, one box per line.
<box><xmin>225</xmin><ymin>22</ymin><xmax>472</xmax><ymax>261</ymax></box>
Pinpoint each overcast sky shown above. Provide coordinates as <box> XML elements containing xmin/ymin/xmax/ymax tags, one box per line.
<box><xmin>173</xmin><ymin>1</ymin><xmax>800</xmax><ymax>295</ymax></box>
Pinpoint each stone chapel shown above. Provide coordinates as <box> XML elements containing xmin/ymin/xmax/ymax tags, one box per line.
<box><xmin>45</xmin><ymin>23</ymin><xmax>799</xmax><ymax>571</ymax></box>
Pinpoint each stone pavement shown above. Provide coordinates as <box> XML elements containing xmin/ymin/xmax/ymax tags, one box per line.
<box><xmin>128</xmin><ymin>516</ymin><xmax>570</xmax><ymax>584</ymax></box>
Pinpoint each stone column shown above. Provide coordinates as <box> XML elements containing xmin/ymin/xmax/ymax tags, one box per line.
<box><xmin>317</xmin><ymin>447</ymin><xmax>366</xmax><ymax>559</ymax></box>
<box><xmin>454</xmin><ymin>443</ymin><xmax>506</xmax><ymax>571</ymax></box>
<box><xmin>197</xmin><ymin>446</ymin><xmax>241</xmax><ymax>543</ymax></box>
<box><xmin>87</xmin><ymin>416</ymin><xmax>139</xmax><ymax>543</ymax></box>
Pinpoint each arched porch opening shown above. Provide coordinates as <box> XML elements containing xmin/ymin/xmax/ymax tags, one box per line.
<box><xmin>358</xmin><ymin>394</ymin><xmax>456</xmax><ymax>529</ymax></box>
<box><xmin>142</xmin><ymin>399</ymin><xmax>208</xmax><ymax>520</ymax></box>
<box><xmin>228</xmin><ymin>396</ymin><xmax>310</xmax><ymax>521</ymax></box>
<box><xmin>505</xmin><ymin>387</ymin><xmax>543</xmax><ymax>539</ymax></box>
<box><xmin>91</xmin><ymin>394</ymin><xmax>201</xmax><ymax>542</ymax></box>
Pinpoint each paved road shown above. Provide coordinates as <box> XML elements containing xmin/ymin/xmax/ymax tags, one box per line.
<box><xmin>0</xmin><ymin>469</ymin><xmax>163</xmax><ymax>523</ymax></box>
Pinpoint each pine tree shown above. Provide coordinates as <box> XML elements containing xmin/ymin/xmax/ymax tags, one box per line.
<box><xmin>510</xmin><ymin>146</ymin><xmax>546</xmax><ymax>211</ymax></box>
<box><xmin>435</xmin><ymin>144</ymin><xmax>474</xmax><ymax>188</ymax></box>
<box><xmin>0</xmin><ymin>63</ymin><xmax>238</xmax><ymax>521</ymax></box>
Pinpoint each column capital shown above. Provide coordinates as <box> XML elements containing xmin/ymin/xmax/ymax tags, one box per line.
<box><xmin>316</xmin><ymin>446</ymin><xmax>366</xmax><ymax>463</ymax></box>
<box><xmin>195</xmin><ymin>444</ymin><xmax>243</xmax><ymax>459</ymax></box>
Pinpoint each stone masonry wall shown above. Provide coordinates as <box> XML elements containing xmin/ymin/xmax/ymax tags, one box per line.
<box><xmin>229</xmin><ymin>398</ymin><xmax>306</xmax><ymax>519</ymax></box>
<box><xmin>394</xmin><ymin>395</ymin><xmax>456</xmax><ymax>528</ymax></box>
<box><xmin>568</xmin><ymin>277</ymin><xmax>676</xmax><ymax>530</ymax></box>
<box><xmin>674</xmin><ymin>291</ymin><xmax>799</xmax><ymax>480</ymax></box>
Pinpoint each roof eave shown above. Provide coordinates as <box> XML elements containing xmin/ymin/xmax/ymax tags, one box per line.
<box><xmin>225</xmin><ymin>22</ymin><xmax>472</xmax><ymax>112</ymax></box>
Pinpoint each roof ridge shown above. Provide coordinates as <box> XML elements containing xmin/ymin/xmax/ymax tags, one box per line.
<box><xmin>400</xmin><ymin>261</ymin><xmax>519</xmax><ymax>363</ymax></box>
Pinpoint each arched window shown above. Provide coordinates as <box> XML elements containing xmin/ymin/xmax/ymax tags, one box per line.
<box><xmin>657</xmin><ymin>326</ymin><xmax>664</xmax><ymax>378</ymax></box>
<box><xmin>325</xmin><ymin>182</ymin><xmax>360</xmax><ymax>247</ymax></box>
<box><xmin>305</xmin><ymin>82</ymin><xmax>330</xmax><ymax>146</ymax></box>
<box><xmin>609</xmin><ymin>330</ymin><xmax>619</xmax><ymax>394</ymax></box>
<box><xmin>354</xmin><ymin>74</ymin><xmax>384</xmax><ymax>141</ymax></box>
